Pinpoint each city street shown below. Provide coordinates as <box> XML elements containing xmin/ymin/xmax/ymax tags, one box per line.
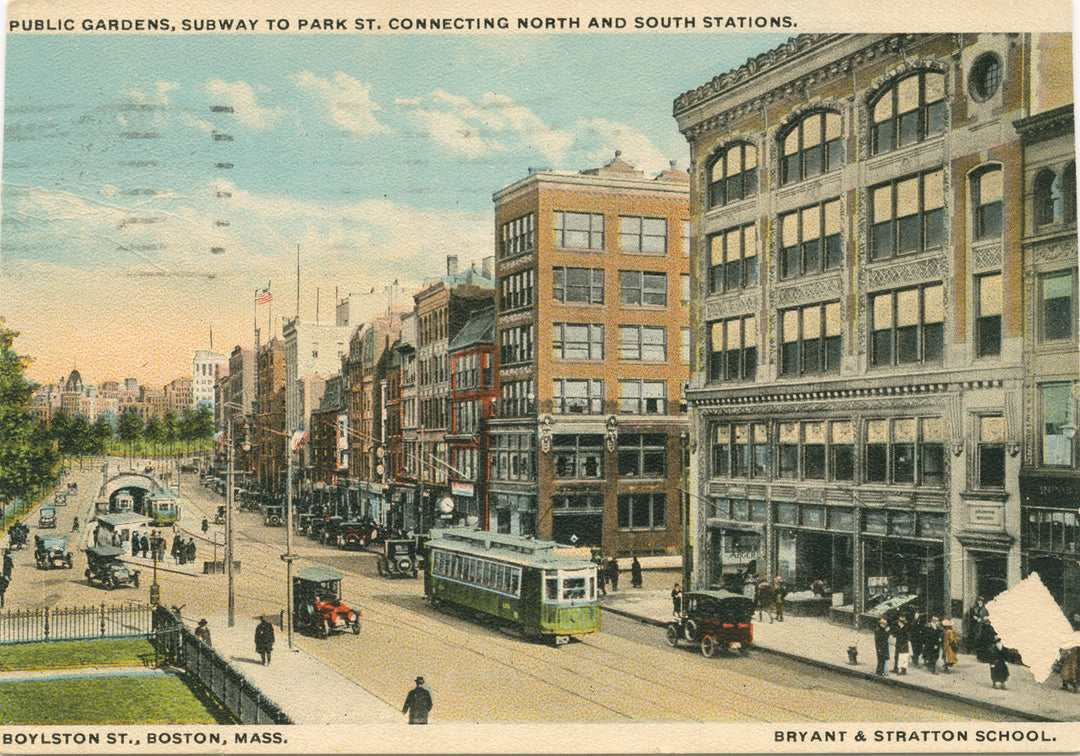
<box><xmin>2</xmin><ymin>460</ymin><xmax>1014</xmax><ymax>724</ymax></box>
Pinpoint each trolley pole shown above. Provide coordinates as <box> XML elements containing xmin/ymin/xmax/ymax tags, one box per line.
<box><xmin>284</xmin><ymin>444</ymin><xmax>295</xmax><ymax>649</ymax></box>
<box><xmin>226</xmin><ymin>424</ymin><xmax>235</xmax><ymax>627</ymax></box>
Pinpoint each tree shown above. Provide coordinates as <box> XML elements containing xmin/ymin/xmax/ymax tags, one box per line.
<box><xmin>117</xmin><ymin>406</ymin><xmax>143</xmax><ymax>455</ymax></box>
<box><xmin>91</xmin><ymin>416</ymin><xmax>113</xmax><ymax>454</ymax></box>
<box><xmin>145</xmin><ymin>416</ymin><xmax>165</xmax><ymax>446</ymax></box>
<box><xmin>0</xmin><ymin>320</ymin><xmax>59</xmax><ymax>506</ymax></box>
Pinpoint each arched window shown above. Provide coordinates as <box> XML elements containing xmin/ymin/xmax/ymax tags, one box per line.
<box><xmin>1034</xmin><ymin>168</ymin><xmax>1062</xmax><ymax>227</ymax></box>
<box><xmin>708</xmin><ymin>143</ymin><xmax>757</xmax><ymax>208</ymax></box>
<box><xmin>871</xmin><ymin>71</ymin><xmax>946</xmax><ymax>155</ymax></box>
<box><xmin>781</xmin><ymin>111</ymin><xmax>843</xmax><ymax>185</ymax></box>
<box><xmin>971</xmin><ymin>165</ymin><xmax>1003</xmax><ymax>241</ymax></box>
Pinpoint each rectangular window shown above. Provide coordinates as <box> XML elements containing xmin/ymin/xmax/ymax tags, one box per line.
<box><xmin>1042</xmin><ymin>382</ymin><xmax>1076</xmax><ymax>467</ymax></box>
<box><xmin>500</xmin><ymin>213</ymin><xmax>535</xmax><ymax>259</ymax></box>
<box><xmin>617</xmin><ymin>493</ymin><xmax>667</xmax><ymax>530</ymax></box>
<box><xmin>870</xmin><ymin>169</ymin><xmax>946</xmax><ymax>260</ymax></box>
<box><xmin>499</xmin><ymin>379</ymin><xmax>535</xmax><ymax>418</ymax></box>
<box><xmin>708</xmin><ymin>316</ymin><xmax>756</xmax><ymax>382</ymax></box>
<box><xmin>712</xmin><ymin>423</ymin><xmax>730</xmax><ymax>477</ymax></box>
<box><xmin>1042</xmin><ymin>271</ymin><xmax>1075</xmax><ymax>342</ymax></box>
<box><xmin>682</xmin><ymin>221</ymin><xmax>691</xmax><ymax>257</ymax></box>
<box><xmin>780</xmin><ymin>302</ymin><xmax>841</xmax><ymax>376</ymax></box>
<box><xmin>620</xmin><ymin>216</ymin><xmax>667</xmax><ymax>254</ymax></box>
<box><xmin>620</xmin><ymin>270</ymin><xmax>667</xmax><ymax>306</ymax></box>
<box><xmin>831</xmin><ymin>421</ymin><xmax>854</xmax><ymax>481</ymax></box>
<box><xmin>553</xmin><ymin>266</ymin><xmax>605</xmax><ymax>304</ymax></box>
<box><xmin>978</xmin><ymin>415</ymin><xmax>1006</xmax><ymax>488</ymax></box>
<box><xmin>709</xmin><ymin>223</ymin><xmax>758</xmax><ymax>293</ymax></box>
<box><xmin>620</xmin><ymin>325</ymin><xmax>666</xmax><ymax>361</ymax></box>
<box><xmin>871</xmin><ymin>283</ymin><xmax>944</xmax><ymax>367</ymax></box>
<box><xmin>500</xmin><ymin>324</ymin><xmax>534</xmax><ymax>365</ymax></box>
<box><xmin>865</xmin><ymin>416</ymin><xmax>947</xmax><ymax>486</ymax></box>
<box><xmin>552</xmin><ymin>323</ymin><xmax>604</xmax><ymax>361</ymax></box>
<box><xmin>976</xmin><ymin>272</ymin><xmax>1003</xmax><ymax>358</ymax></box>
<box><xmin>619</xmin><ymin>380</ymin><xmax>666</xmax><ymax>414</ymax></box>
<box><xmin>500</xmin><ymin>268</ymin><xmax>535</xmax><ymax>311</ymax></box>
<box><xmin>552</xmin><ymin>434</ymin><xmax>604</xmax><ymax>479</ymax></box>
<box><xmin>866</xmin><ymin>419</ymin><xmax>889</xmax><ymax>482</ymax></box>
<box><xmin>778</xmin><ymin>422</ymin><xmax>799</xmax><ymax>479</ymax></box>
<box><xmin>554</xmin><ymin>211</ymin><xmax>604</xmax><ymax>250</ymax></box>
<box><xmin>973</xmin><ymin>169</ymin><xmax>1003</xmax><ymax>241</ymax></box>
<box><xmin>779</xmin><ymin>200</ymin><xmax>842</xmax><ymax>279</ymax></box>
<box><xmin>617</xmin><ymin>433</ymin><xmax>667</xmax><ymax>478</ymax></box>
<box><xmin>552</xmin><ymin>379</ymin><xmax>603</xmax><ymax>415</ymax></box>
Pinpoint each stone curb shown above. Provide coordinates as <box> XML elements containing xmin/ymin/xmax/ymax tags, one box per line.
<box><xmin>600</xmin><ymin>603</ymin><xmax>1056</xmax><ymax>723</ymax></box>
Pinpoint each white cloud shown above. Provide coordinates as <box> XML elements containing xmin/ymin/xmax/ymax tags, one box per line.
<box><xmin>205</xmin><ymin>79</ymin><xmax>284</xmax><ymax>130</ymax></box>
<box><xmin>292</xmin><ymin>71</ymin><xmax>391</xmax><ymax>136</ymax></box>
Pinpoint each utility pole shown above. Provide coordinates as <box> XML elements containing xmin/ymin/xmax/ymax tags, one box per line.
<box><xmin>284</xmin><ymin>440</ymin><xmax>295</xmax><ymax>649</ymax></box>
<box><xmin>226</xmin><ymin>421</ymin><xmax>235</xmax><ymax>627</ymax></box>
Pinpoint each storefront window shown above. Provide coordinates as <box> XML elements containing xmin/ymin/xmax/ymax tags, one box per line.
<box><xmin>803</xmin><ymin>505</ymin><xmax>826</xmax><ymax>528</ymax></box>
<box><xmin>779</xmin><ymin>422</ymin><xmax>799</xmax><ymax>478</ymax></box>
<box><xmin>732</xmin><ymin>499</ymin><xmax>750</xmax><ymax>521</ymax></box>
<box><xmin>750</xmin><ymin>500</ymin><xmax>769</xmax><ymax>522</ymax></box>
<box><xmin>865</xmin><ymin>509</ymin><xmax>888</xmax><ymax>534</ymax></box>
<box><xmin>889</xmin><ymin>510</ymin><xmax>916</xmax><ymax>536</ymax></box>
<box><xmin>1042</xmin><ymin>382</ymin><xmax>1076</xmax><ymax>467</ymax></box>
<box><xmin>777</xmin><ymin>502</ymin><xmax>798</xmax><ymax>525</ymax></box>
<box><xmin>832</xmin><ymin>508</ymin><xmax>855</xmax><ymax>531</ymax></box>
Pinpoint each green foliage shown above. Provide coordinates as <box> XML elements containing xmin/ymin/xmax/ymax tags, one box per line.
<box><xmin>117</xmin><ymin>407</ymin><xmax>143</xmax><ymax>444</ymax></box>
<box><xmin>0</xmin><ymin>638</ymin><xmax>154</xmax><ymax>671</ymax></box>
<box><xmin>0</xmin><ymin>321</ymin><xmax>59</xmax><ymax>505</ymax></box>
<box><xmin>0</xmin><ymin>674</ymin><xmax>219</xmax><ymax>724</ymax></box>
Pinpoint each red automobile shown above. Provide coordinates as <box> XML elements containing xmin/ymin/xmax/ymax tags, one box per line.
<box><xmin>666</xmin><ymin>590</ymin><xmax>754</xmax><ymax>657</ymax></box>
<box><xmin>292</xmin><ymin>566</ymin><xmax>360</xmax><ymax>638</ymax></box>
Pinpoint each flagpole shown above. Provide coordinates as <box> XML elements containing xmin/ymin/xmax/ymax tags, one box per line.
<box><xmin>253</xmin><ymin>288</ymin><xmax>258</xmax><ymax>349</ymax></box>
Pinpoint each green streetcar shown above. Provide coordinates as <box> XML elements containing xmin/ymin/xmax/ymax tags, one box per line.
<box><xmin>424</xmin><ymin>527</ymin><xmax>601</xmax><ymax>644</ymax></box>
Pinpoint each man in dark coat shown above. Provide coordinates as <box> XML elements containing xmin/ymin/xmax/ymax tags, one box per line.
<box><xmin>131</xmin><ymin>535</ymin><xmax>139</xmax><ymax>557</ymax></box>
<box><xmin>671</xmin><ymin>582</ymin><xmax>683</xmax><ymax>616</ymax></box>
<box><xmin>3</xmin><ymin>549</ymin><xmax>13</xmax><ymax>578</ymax></box>
<box><xmin>892</xmin><ymin>615</ymin><xmax>911</xmax><ymax>674</ymax></box>
<box><xmin>922</xmin><ymin>616</ymin><xmax>943</xmax><ymax>673</ymax></box>
<box><xmin>874</xmin><ymin>617</ymin><xmax>892</xmax><ymax>676</ymax></box>
<box><xmin>630</xmin><ymin>556</ymin><xmax>643</xmax><ymax>589</ymax></box>
<box><xmin>909</xmin><ymin>611</ymin><xmax>926</xmax><ymax>666</ymax></box>
<box><xmin>140</xmin><ymin>533</ymin><xmax>150</xmax><ymax>559</ymax></box>
<box><xmin>606</xmin><ymin>556</ymin><xmax>620</xmax><ymax>591</ymax></box>
<box><xmin>402</xmin><ymin>676</ymin><xmax>433</xmax><ymax>724</ymax></box>
<box><xmin>0</xmin><ymin>572</ymin><xmax>8</xmax><ymax>608</ymax></box>
<box><xmin>255</xmin><ymin>616</ymin><xmax>275</xmax><ymax>665</ymax></box>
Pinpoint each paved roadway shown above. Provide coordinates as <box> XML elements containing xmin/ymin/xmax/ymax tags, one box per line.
<box><xmin>6</xmin><ymin>461</ymin><xmax>1012</xmax><ymax>723</ymax></box>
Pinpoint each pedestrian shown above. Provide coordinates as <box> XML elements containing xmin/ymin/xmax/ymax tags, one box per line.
<box><xmin>402</xmin><ymin>676</ymin><xmax>433</xmax><ymax>724</ymax></box>
<box><xmin>923</xmin><ymin>616</ymin><xmax>943</xmax><ymax>674</ymax></box>
<box><xmin>3</xmin><ymin>549</ymin><xmax>13</xmax><ymax>578</ymax></box>
<box><xmin>941</xmin><ymin>619</ymin><xmax>959</xmax><ymax>673</ymax></box>
<box><xmin>606</xmin><ymin>555</ymin><xmax>620</xmax><ymax>591</ymax></box>
<box><xmin>892</xmin><ymin>615</ymin><xmax>911</xmax><ymax>674</ymax></box>
<box><xmin>671</xmin><ymin>582</ymin><xmax>683</xmax><ymax>616</ymax></box>
<box><xmin>194</xmin><ymin>618</ymin><xmax>211</xmax><ymax>645</ymax></box>
<box><xmin>874</xmin><ymin>617</ymin><xmax>892</xmax><ymax>676</ymax></box>
<box><xmin>773</xmin><ymin>575</ymin><xmax>788</xmax><ymax>622</ymax></box>
<box><xmin>170</xmin><ymin>534</ymin><xmax>181</xmax><ymax>564</ymax></box>
<box><xmin>186</xmin><ymin>539</ymin><xmax>196</xmax><ymax>565</ymax></box>
<box><xmin>910</xmin><ymin>611</ymin><xmax>926</xmax><ymax>666</ymax></box>
<box><xmin>1058</xmin><ymin>646</ymin><xmax>1080</xmax><ymax>692</ymax></box>
<box><xmin>989</xmin><ymin>636</ymin><xmax>1010</xmax><ymax>689</ymax></box>
<box><xmin>755</xmin><ymin>578</ymin><xmax>772</xmax><ymax>622</ymax></box>
<box><xmin>201</xmin><ymin>518</ymin><xmax>209</xmax><ymax>536</ymax></box>
<box><xmin>968</xmin><ymin>596</ymin><xmax>992</xmax><ymax>659</ymax></box>
<box><xmin>140</xmin><ymin>533</ymin><xmax>150</xmax><ymax>559</ymax></box>
<box><xmin>630</xmin><ymin>556</ymin><xmax>643</xmax><ymax>589</ymax></box>
<box><xmin>596</xmin><ymin>562</ymin><xmax>607</xmax><ymax>596</ymax></box>
<box><xmin>255</xmin><ymin>616</ymin><xmax>275</xmax><ymax>665</ymax></box>
<box><xmin>71</xmin><ymin>516</ymin><xmax>79</xmax><ymax>532</ymax></box>
<box><xmin>0</xmin><ymin>572</ymin><xmax>8</xmax><ymax>609</ymax></box>
<box><xmin>131</xmin><ymin>534</ymin><xmax>140</xmax><ymax>557</ymax></box>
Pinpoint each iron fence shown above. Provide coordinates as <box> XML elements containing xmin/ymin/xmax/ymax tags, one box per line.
<box><xmin>151</xmin><ymin>607</ymin><xmax>291</xmax><ymax>724</ymax></box>
<box><xmin>0</xmin><ymin>603</ymin><xmax>152</xmax><ymax>644</ymax></box>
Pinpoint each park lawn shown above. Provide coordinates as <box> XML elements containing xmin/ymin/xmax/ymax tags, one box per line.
<box><xmin>0</xmin><ymin>674</ymin><xmax>220</xmax><ymax>724</ymax></box>
<box><xmin>0</xmin><ymin>638</ymin><xmax>156</xmax><ymax>671</ymax></box>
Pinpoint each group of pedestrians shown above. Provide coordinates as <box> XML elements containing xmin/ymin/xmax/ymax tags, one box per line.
<box><xmin>594</xmin><ymin>553</ymin><xmax>645</xmax><ymax>595</ymax></box>
<box><xmin>874</xmin><ymin>612</ymin><xmax>959</xmax><ymax>677</ymax></box>
<box><xmin>170</xmin><ymin>533</ymin><xmax>197</xmax><ymax>565</ymax></box>
<box><xmin>131</xmin><ymin>530</ymin><xmax>165</xmax><ymax>561</ymax></box>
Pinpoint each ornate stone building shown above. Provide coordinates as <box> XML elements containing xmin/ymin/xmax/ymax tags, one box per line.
<box><xmin>674</xmin><ymin>33</ymin><xmax>1075</xmax><ymax>624</ymax></box>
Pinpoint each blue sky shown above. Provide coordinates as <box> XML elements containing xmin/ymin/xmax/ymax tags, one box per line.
<box><xmin>1</xmin><ymin>31</ymin><xmax>789</xmax><ymax>386</ymax></box>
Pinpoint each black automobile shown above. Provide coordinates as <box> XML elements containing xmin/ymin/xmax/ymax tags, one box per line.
<box><xmin>292</xmin><ymin>566</ymin><xmax>360</xmax><ymax>638</ymax></box>
<box><xmin>666</xmin><ymin>590</ymin><xmax>755</xmax><ymax>657</ymax></box>
<box><xmin>377</xmin><ymin>538</ymin><xmax>419</xmax><ymax>578</ymax></box>
<box><xmin>84</xmin><ymin>546</ymin><xmax>140</xmax><ymax>590</ymax></box>
<box><xmin>263</xmin><ymin>503</ymin><xmax>285</xmax><ymax>527</ymax></box>
<box><xmin>35</xmin><ymin>534</ymin><xmax>73</xmax><ymax>569</ymax></box>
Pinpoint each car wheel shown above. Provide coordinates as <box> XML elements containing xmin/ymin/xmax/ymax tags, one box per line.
<box><xmin>109</xmin><ymin>576</ymin><xmax>119</xmax><ymax>590</ymax></box>
<box><xmin>702</xmin><ymin>636</ymin><xmax>718</xmax><ymax>658</ymax></box>
<box><xmin>352</xmin><ymin>619</ymin><xmax>360</xmax><ymax>635</ymax></box>
<box><xmin>65</xmin><ymin>556</ymin><xmax>72</xmax><ymax>569</ymax></box>
<box><xmin>320</xmin><ymin>619</ymin><xmax>330</xmax><ymax>639</ymax></box>
<box><xmin>84</xmin><ymin>569</ymin><xmax>92</xmax><ymax>581</ymax></box>
<box><xmin>683</xmin><ymin>619</ymin><xmax>700</xmax><ymax>643</ymax></box>
<box><xmin>665</xmin><ymin>624</ymin><xmax>680</xmax><ymax>647</ymax></box>
<box><xmin>738</xmin><ymin>644</ymin><xmax>750</xmax><ymax>656</ymax></box>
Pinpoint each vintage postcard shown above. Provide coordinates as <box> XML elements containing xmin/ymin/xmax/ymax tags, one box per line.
<box><xmin>0</xmin><ymin>0</ymin><xmax>1078</xmax><ymax>752</ymax></box>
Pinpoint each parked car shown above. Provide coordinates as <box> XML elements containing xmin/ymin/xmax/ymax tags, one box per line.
<box><xmin>8</xmin><ymin>523</ymin><xmax>29</xmax><ymax>549</ymax></box>
<box><xmin>84</xmin><ymin>546</ymin><xmax>140</xmax><ymax>590</ymax></box>
<box><xmin>263</xmin><ymin>503</ymin><xmax>284</xmax><ymax>527</ymax></box>
<box><xmin>213</xmin><ymin>505</ymin><xmax>226</xmax><ymax>525</ymax></box>
<box><xmin>665</xmin><ymin>589</ymin><xmax>754</xmax><ymax>657</ymax></box>
<box><xmin>37</xmin><ymin>506</ymin><xmax>58</xmax><ymax>529</ymax></box>
<box><xmin>319</xmin><ymin>516</ymin><xmax>344</xmax><ymax>545</ymax></box>
<box><xmin>292</xmin><ymin>566</ymin><xmax>360</xmax><ymax>638</ymax></box>
<box><xmin>377</xmin><ymin>538</ymin><xmax>419</xmax><ymax>578</ymax></box>
<box><xmin>35</xmin><ymin>534</ymin><xmax>73</xmax><ymax>569</ymax></box>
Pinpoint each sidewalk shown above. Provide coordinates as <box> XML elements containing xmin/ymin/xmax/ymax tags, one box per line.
<box><xmin>178</xmin><ymin>613</ymin><xmax>400</xmax><ymax>724</ymax></box>
<box><xmin>601</xmin><ymin>588</ymin><xmax>1080</xmax><ymax>722</ymax></box>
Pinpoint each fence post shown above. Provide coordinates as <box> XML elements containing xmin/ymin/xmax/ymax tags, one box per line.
<box><xmin>43</xmin><ymin>607</ymin><xmax>50</xmax><ymax>641</ymax></box>
<box><xmin>100</xmin><ymin>603</ymin><xmax>106</xmax><ymax>637</ymax></box>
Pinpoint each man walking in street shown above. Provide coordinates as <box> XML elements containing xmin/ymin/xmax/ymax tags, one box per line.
<box><xmin>255</xmin><ymin>616</ymin><xmax>275</xmax><ymax>665</ymax></box>
<box><xmin>402</xmin><ymin>676</ymin><xmax>433</xmax><ymax>724</ymax></box>
<box><xmin>923</xmin><ymin>616</ymin><xmax>943</xmax><ymax>674</ymax></box>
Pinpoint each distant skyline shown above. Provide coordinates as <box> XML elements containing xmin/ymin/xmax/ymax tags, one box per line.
<box><xmin>0</xmin><ymin>30</ymin><xmax>791</xmax><ymax>387</ymax></box>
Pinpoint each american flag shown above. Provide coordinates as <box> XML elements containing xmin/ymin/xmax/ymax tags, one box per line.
<box><xmin>256</xmin><ymin>287</ymin><xmax>272</xmax><ymax>305</ymax></box>
<box><xmin>290</xmin><ymin>430</ymin><xmax>309</xmax><ymax>453</ymax></box>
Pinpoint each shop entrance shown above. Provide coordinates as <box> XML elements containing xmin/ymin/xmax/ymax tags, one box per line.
<box><xmin>776</xmin><ymin>529</ymin><xmax>853</xmax><ymax>593</ymax></box>
<box><xmin>552</xmin><ymin>512</ymin><xmax>603</xmax><ymax>548</ymax></box>
<box><xmin>972</xmin><ymin>551</ymin><xmax>1008</xmax><ymax>602</ymax></box>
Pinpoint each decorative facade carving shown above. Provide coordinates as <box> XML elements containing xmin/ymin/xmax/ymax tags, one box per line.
<box><xmin>866</xmin><ymin>255</ymin><xmax>945</xmax><ymax>291</ymax></box>
<box><xmin>774</xmin><ymin>276</ymin><xmax>843</xmax><ymax>308</ymax></box>
<box><xmin>971</xmin><ymin>243</ymin><xmax>1004</xmax><ymax>272</ymax></box>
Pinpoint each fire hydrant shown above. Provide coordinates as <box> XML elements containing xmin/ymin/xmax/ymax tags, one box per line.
<box><xmin>847</xmin><ymin>644</ymin><xmax>859</xmax><ymax>665</ymax></box>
